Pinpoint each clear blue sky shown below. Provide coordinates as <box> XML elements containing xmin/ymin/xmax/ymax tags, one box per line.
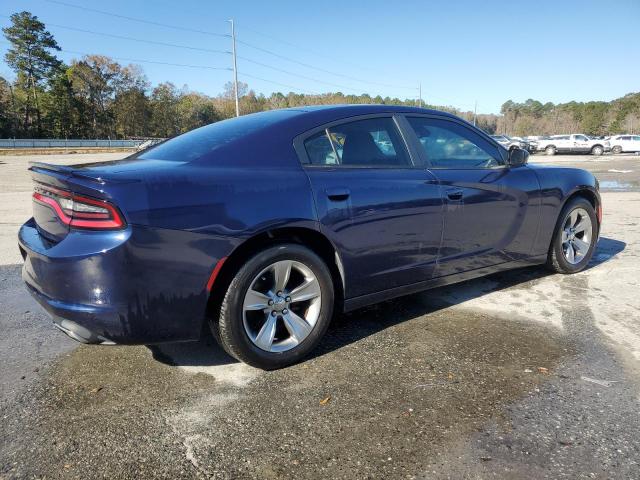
<box><xmin>1</xmin><ymin>0</ymin><xmax>638</xmax><ymax>114</ymax></box>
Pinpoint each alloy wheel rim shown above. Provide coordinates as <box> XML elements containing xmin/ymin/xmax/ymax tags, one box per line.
<box><xmin>561</xmin><ymin>207</ymin><xmax>592</xmax><ymax>265</ymax></box>
<box><xmin>242</xmin><ymin>260</ymin><xmax>322</xmax><ymax>352</ymax></box>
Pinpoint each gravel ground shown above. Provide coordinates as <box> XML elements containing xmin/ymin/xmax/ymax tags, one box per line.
<box><xmin>0</xmin><ymin>152</ymin><xmax>639</xmax><ymax>479</ymax></box>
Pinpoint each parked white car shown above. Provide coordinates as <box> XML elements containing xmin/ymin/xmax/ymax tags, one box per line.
<box><xmin>535</xmin><ymin>134</ymin><xmax>610</xmax><ymax>156</ymax></box>
<box><xmin>609</xmin><ymin>135</ymin><xmax>640</xmax><ymax>154</ymax></box>
<box><xmin>490</xmin><ymin>135</ymin><xmax>532</xmax><ymax>151</ymax></box>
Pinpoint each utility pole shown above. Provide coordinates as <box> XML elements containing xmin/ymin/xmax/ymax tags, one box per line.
<box><xmin>229</xmin><ymin>19</ymin><xmax>240</xmax><ymax>117</ymax></box>
<box><xmin>418</xmin><ymin>83</ymin><xmax>422</xmax><ymax>108</ymax></box>
<box><xmin>473</xmin><ymin>100</ymin><xmax>477</xmax><ymax>126</ymax></box>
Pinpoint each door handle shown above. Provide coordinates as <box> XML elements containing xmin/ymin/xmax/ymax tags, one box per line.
<box><xmin>446</xmin><ymin>188</ymin><xmax>464</xmax><ymax>201</ymax></box>
<box><xmin>326</xmin><ymin>187</ymin><xmax>350</xmax><ymax>201</ymax></box>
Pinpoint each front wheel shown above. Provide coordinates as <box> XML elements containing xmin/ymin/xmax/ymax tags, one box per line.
<box><xmin>547</xmin><ymin>198</ymin><xmax>598</xmax><ymax>274</ymax></box>
<box><xmin>545</xmin><ymin>145</ymin><xmax>556</xmax><ymax>156</ymax></box>
<box><xmin>591</xmin><ymin>145</ymin><xmax>604</xmax><ymax>156</ymax></box>
<box><xmin>612</xmin><ymin>146</ymin><xmax>622</xmax><ymax>154</ymax></box>
<box><xmin>211</xmin><ymin>244</ymin><xmax>334</xmax><ymax>369</ymax></box>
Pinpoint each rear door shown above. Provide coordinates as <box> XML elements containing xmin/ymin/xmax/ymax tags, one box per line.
<box><xmin>295</xmin><ymin>115</ymin><xmax>443</xmax><ymax>299</ymax></box>
<box><xmin>555</xmin><ymin>136</ymin><xmax>571</xmax><ymax>153</ymax></box>
<box><xmin>401</xmin><ymin>115</ymin><xmax>541</xmax><ymax>277</ymax></box>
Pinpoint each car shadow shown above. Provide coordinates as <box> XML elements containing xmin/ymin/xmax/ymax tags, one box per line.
<box><xmin>150</xmin><ymin>236</ymin><xmax>625</xmax><ymax>368</ymax></box>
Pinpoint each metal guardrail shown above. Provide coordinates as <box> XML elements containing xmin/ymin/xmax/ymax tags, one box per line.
<box><xmin>0</xmin><ymin>139</ymin><xmax>162</xmax><ymax>149</ymax></box>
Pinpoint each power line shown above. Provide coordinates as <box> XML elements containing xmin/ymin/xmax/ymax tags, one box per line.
<box><xmin>237</xmin><ymin>72</ymin><xmax>319</xmax><ymax>95</ymax></box>
<box><xmin>0</xmin><ymin>12</ymin><xmax>447</xmax><ymax>104</ymax></box>
<box><xmin>0</xmin><ymin>40</ymin><xmax>313</xmax><ymax>95</ymax></box>
<box><xmin>236</xmin><ymin>24</ymin><xmax>375</xmax><ymax>72</ymax></box>
<box><xmin>237</xmin><ymin>55</ymin><xmax>404</xmax><ymax>95</ymax></box>
<box><xmin>0</xmin><ymin>17</ymin><xmax>232</xmax><ymax>56</ymax></box>
<box><xmin>235</xmin><ymin>39</ymin><xmax>417</xmax><ymax>91</ymax></box>
<box><xmin>56</xmin><ymin>47</ymin><xmax>231</xmax><ymax>71</ymax></box>
<box><xmin>33</xmin><ymin>0</ymin><xmax>415</xmax><ymax>91</ymax></box>
<box><xmin>38</xmin><ymin>0</ymin><xmax>230</xmax><ymax>38</ymax></box>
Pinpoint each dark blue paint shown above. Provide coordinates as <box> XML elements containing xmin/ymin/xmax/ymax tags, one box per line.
<box><xmin>306</xmin><ymin>167</ymin><xmax>442</xmax><ymax>298</ymax></box>
<box><xmin>18</xmin><ymin>105</ymin><xmax>600</xmax><ymax>345</ymax></box>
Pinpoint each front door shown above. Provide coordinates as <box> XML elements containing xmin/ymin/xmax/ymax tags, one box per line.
<box><xmin>572</xmin><ymin>134</ymin><xmax>591</xmax><ymax>153</ymax></box>
<box><xmin>297</xmin><ymin>115</ymin><xmax>443</xmax><ymax>299</ymax></box>
<box><xmin>403</xmin><ymin>116</ymin><xmax>541</xmax><ymax>278</ymax></box>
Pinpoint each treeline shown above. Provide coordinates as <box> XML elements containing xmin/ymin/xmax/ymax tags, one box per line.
<box><xmin>494</xmin><ymin>96</ymin><xmax>640</xmax><ymax>137</ymax></box>
<box><xmin>1</xmin><ymin>11</ymin><xmax>638</xmax><ymax>140</ymax></box>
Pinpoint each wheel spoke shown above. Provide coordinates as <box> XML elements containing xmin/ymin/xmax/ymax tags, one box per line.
<box><xmin>569</xmin><ymin>210</ymin><xmax>579</xmax><ymax>228</ymax></box>
<box><xmin>574</xmin><ymin>217</ymin><xmax>590</xmax><ymax>235</ymax></box>
<box><xmin>254</xmin><ymin>314</ymin><xmax>277</xmax><ymax>350</ymax></box>
<box><xmin>289</xmin><ymin>277</ymin><xmax>321</xmax><ymax>303</ymax></box>
<box><xmin>565</xmin><ymin>243</ymin><xmax>575</xmax><ymax>263</ymax></box>
<box><xmin>573</xmin><ymin>238</ymin><xmax>589</xmax><ymax>256</ymax></box>
<box><xmin>283</xmin><ymin>311</ymin><xmax>312</xmax><ymax>344</ymax></box>
<box><xmin>243</xmin><ymin>289</ymin><xmax>270</xmax><ymax>311</ymax></box>
<box><xmin>273</xmin><ymin>261</ymin><xmax>292</xmax><ymax>293</ymax></box>
<box><xmin>561</xmin><ymin>230</ymin><xmax>569</xmax><ymax>243</ymax></box>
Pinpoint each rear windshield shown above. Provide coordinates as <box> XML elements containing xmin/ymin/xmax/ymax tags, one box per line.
<box><xmin>138</xmin><ymin>109</ymin><xmax>300</xmax><ymax>162</ymax></box>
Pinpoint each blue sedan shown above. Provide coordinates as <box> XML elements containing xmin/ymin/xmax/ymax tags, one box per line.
<box><xmin>18</xmin><ymin>105</ymin><xmax>601</xmax><ymax>369</ymax></box>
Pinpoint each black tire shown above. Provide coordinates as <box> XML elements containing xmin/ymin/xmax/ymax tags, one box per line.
<box><xmin>591</xmin><ymin>145</ymin><xmax>604</xmax><ymax>156</ymax></box>
<box><xmin>210</xmin><ymin>244</ymin><xmax>334</xmax><ymax>370</ymax></box>
<box><xmin>545</xmin><ymin>145</ymin><xmax>556</xmax><ymax>156</ymax></box>
<box><xmin>547</xmin><ymin>197</ymin><xmax>598</xmax><ymax>274</ymax></box>
<box><xmin>612</xmin><ymin>145</ymin><xmax>622</xmax><ymax>154</ymax></box>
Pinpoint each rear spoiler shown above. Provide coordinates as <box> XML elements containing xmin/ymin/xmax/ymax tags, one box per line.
<box><xmin>29</xmin><ymin>162</ymin><xmax>107</xmax><ymax>185</ymax></box>
<box><xmin>28</xmin><ymin>162</ymin><xmax>135</xmax><ymax>185</ymax></box>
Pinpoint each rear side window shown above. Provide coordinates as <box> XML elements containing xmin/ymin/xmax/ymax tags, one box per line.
<box><xmin>138</xmin><ymin>110</ymin><xmax>300</xmax><ymax>162</ymax></box>
<box><xmin>406</xmin><ymin>117</ymin><xmax>503</xmax><ymax>169</ymax></box>
<box><xmin>303</xmin><ymin>117</ymin><xmax>411</xmax><ymax>167</ymax></box>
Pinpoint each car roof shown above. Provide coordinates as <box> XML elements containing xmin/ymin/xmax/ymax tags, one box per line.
<box><xmin>239</xmin><ymin>104</ymin><xmax>462</xmax><ymax>140</ymax></box>
<box><xmin>286</xmin><ymin>104</ymin><xmax>455</xmax><ymax>115</ymax></box>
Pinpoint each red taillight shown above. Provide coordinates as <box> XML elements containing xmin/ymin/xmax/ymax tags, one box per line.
<box><xmin>33</xmin><ymin>184</ymin><xmax>125</xmax><ymax>230</ymax></box>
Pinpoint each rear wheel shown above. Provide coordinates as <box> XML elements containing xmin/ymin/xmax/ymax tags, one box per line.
<box><xmin>211</xmin><ymin>244</ymin><xmax>334</xmax><ymax>369</ymax></box>
<box><xmin>545</xmin><ymin>145</ymin><xmax>556</xmax><ymax>156</ymax></box>
<box><xmin>612</xmin><ymin>145</ymin><xmax>622</xmax><ymax>154</ymax></box>
<box><xmin>591</xmin><ymin>145</ymin><xmax>604</xmax><ymax>156</ymax></box>
<box><xmin>547</xmin><ymin>197</ymin><xmax>598</xmax><ymax>274</ymax></box>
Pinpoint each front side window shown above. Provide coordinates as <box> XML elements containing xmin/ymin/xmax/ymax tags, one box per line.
<box><xmin>574</xmin><ymin>135</ymin><xmax>589</xmax><ymax>141</ymax></box>
<box><xmin>407</xmin><ymin>117</ymin><xmax>503</xmax><ymax>169</ymax></box>
<box><xmin>303</xmin><ymin>117</ymin><xmax>411</xmax><ymax>167</ymax></box>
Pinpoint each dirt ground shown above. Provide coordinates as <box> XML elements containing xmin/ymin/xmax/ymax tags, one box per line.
<box><xmin>1</xmin><ymin>152</ymin><xmax>639</xmax><ymax>479</ymax></box>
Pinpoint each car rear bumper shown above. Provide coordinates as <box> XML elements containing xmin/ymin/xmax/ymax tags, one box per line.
<box><xmin>18</xmin><ymin>218</ymin><xmax>229</xmax><ymax>345</ymax></box>
<box><xmin>25</xmin><ymin>282</ymin><xmax>117</xmax><ymax>344</ymax></box>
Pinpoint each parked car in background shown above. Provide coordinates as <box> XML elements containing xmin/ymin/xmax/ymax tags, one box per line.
<box><xmin>535</xmin><ymin>134</ymin><xmax>610</xmax><ymax>155</ymax></box>
<box><xmin>491</xmin><ymin>135</ymin><xmax>532</xmax><ymax>152</ymax></box>
<box><xmin>18</xmin><ymin>105</ymin><xmax>602</xmax><ymax>369</ymax></box>
<box><xmin>609</xmin><ymin>135</ymin><xmax>640</xmax><ymax>153</ymax></box>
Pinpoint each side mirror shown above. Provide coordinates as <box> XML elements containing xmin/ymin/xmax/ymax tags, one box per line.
<box><xmin>508</xmin><ymin>147</ymin><xmax>529</xmax><ymax>167</ymax></box>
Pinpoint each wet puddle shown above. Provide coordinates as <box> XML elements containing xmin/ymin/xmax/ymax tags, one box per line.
<box><xmin>599</xmin><ymin>179</ymin><xmax>640</xmax><ymax>191</ymax></box>
<box><xmin>0</xmin><ymin>306</ymin><xmax>573</xmax><ymax>479</ymax></box>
